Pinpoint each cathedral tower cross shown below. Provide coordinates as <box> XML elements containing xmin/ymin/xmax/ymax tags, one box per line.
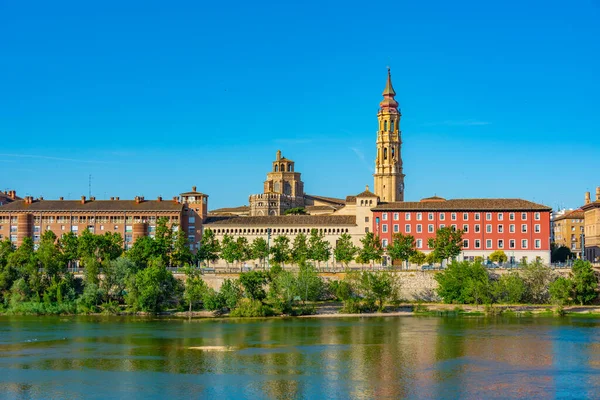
<box><xmin>374</xmin><ymin>68</ymin><xmax>405</xmax><ymax>202</ymax></box>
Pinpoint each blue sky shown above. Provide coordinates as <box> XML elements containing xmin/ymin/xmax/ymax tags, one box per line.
<box><xmin>1</xmin><ymin>0</ymin><xmax>599</xmax><ymax>211</ymax></box>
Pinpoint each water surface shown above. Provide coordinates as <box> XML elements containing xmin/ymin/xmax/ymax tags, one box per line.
<box><xmin>1</xmin><ymin>315</ymin><xmax>599</xmax><ymax>399</ymax></box>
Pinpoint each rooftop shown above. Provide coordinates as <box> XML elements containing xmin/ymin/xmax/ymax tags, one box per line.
<box><xmin>553</xmin><ymin>209</ymin><xmax>585</xmax><ymax>221</ymax></box>
<box><xmin>0</xmin><ymin>199</ymin><xmax>184</xmax><ymax>213</ymax></box>
<box><xmin>373</xmin><ymin>198</ymin><xmax>552</xmax><ymax>211</ymax></box>
<box><xmin>204</xmin><ymin>215</ymin><xmax>356</xmax><ymax>226</ymax></box>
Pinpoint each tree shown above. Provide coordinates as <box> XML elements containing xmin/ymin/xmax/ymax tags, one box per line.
<box><xmin>549</xmin><ymin>277</ymin><xmax>572</xmax><ymax>306</ymax></box>
<box><xmin>251</xmin><ymin>237</ymin><xmax>269</xmax><ymax>268</ymax></box>
<box><xmin>491</xmin><ymin>273</ymin><xmax>525</xmax><ymax>303</ymax></box>
<box><xmin>551</xmin><ymin>245</ymin><xmax>574</xmax><ymax>263</ymax></box>
<box><xmin>59</xmin><ymin>232</ymin><xmax>79</xmax><ymax>269</ymax></box>
<box><xmin>284</xmin><ymin>207</ymin><xmax>307</xmax><ymax>215</ymax></box>
<box><xmin>218</xmin><ymin>279</ymin><xmax>243</xmax><ymax>310</ymax></box>
<box><xmin>425</xmin><ymin>252</ymin><xmax>439</xmax><ymax>265</ymax></box>
<box><xmin>489</xmin><ymin>250</ymin><xmax>508</xmax><ymax>264</ymax></box>
<box><xmin>521</xmin><ymin>261</ymin><xmax>554</xmax><ymax>304</ymax></box>
<box><xmin>386</xmin><ymin>233</ymin><xmax>416</xmax><ymax>268</ymax></box>
<box><xmin>291</xmin><ymin>233</ymin><xmax>309</xmax><ymax>265</ymax></box>
<box><xmin>239</xmin><ymin>271</ymin><xmax>267</xmax><ymax>301</ymax></box>
<box><xmin>37</xmin><ymin>230</ymin><xmax>64</xmax><ymax>279</ymax></box>
<box><xmin>154</xmin><ymin>217</ymin><xmax>173</xmax><ymax>264</ymax></box>
<box><xmin>198</xmin><ymin>228</ymin><xmax>220</xmax><ymax>264</ymax></box>
<box><xmin>0</xmin><ymin>239</ymin><xmax>16</xmax><ymax>301</ymax></box>
<box><xmin>126</xmin><ymin>258</ymin><xmax>181</xmax><ymax>312</ymax></box>
<box><xmin>427</xmin><ymin>227</ymin><xmax>463</xmax><ymax>264</ymax></box>
<box><xmin>271</xmin><ymin>235</ymin><xmax>290</xmax><ymax>266</ymax></box>
<box><xmin>334</xmin><ymin>233</ymin><xmax>358</xmax><ymax>267</ymax></box>
<box><xmin>234</xmin><ymin>237</ymin><xmax>252</xmax><ymax>269</ymax></box>
<box><xmin>183</xmin><ymin>266</ymin><xmax>209</xmax><ymax>313</ymax></box>
<box><xmin>126</xmin><ymin>236</ymin><xmax>159</xmax><ymax>270</ymax></box>
<box><xmin>409</xmin><ymin>251</ymin><xmax>427</xmax><ymax>267</ymax></box>
<box><xmin>172</xmin><ymin>228</ymin><xmax>193</xmax><ymax>268</ymax></box>
<box><xmin>295</xmin><ymin>262</ymin><xmax>324</xmax><ymax>305</ymax></box>
<box><xmin>570</xmin><ymin>260</ymin><xmax>598</xmax><ymax>305</ymax></box>
<box><xmin>101</xmin><ymin>256</ymin><xmax>134</xmax><ymax>303</ymax></box>
<box><xmin>435</xmin><ymin>261</ymin><xmax>490</xmax><ymax>304</ymax></box>
<box><xmin>220</xmin><ymin>234</ymin><xmax>237</xmax><ymax>266</ymax></box>
<box><xmin>360</xmin><ymin>271</ymin><xmax>399</xmax><ymax>312</ymax></box>
<box><xmin>356</xmin><ymin>232</ymin><xmax>384</xmax><ymax>266</ymax></box>
<box><xmin>308</xmin><ymin>229</ymin><xmax>331</xmax><ymax>267</ymax></box>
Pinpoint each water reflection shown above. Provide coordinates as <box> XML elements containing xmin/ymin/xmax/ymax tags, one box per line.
<box><xmin>2</xmin><ymin>316</ymin><xmax>600</xmax><ymax>399</ymax></box>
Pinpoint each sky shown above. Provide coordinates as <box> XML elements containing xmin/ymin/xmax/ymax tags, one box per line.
<box><xmin>1</xmin><ymin>0</ymin><xmax>599</xmax><ymax>211</ymax></box>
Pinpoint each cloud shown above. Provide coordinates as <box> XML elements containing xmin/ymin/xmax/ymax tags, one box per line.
<box><xmin>0</xmin><ymin>153</ymin><xmax>111</xmax><ymax>164</ymax></box>
<box><xmin>422</xmin><ymin>120</ymin><xmax>491</xmax><ymax>127</ymax></box>
<box><xmin>350</xmin><ymin>147</ymin><xmax>374</xmax><ymax>173</ymax></box>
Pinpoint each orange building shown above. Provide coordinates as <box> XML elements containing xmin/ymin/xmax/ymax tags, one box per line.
<box><xmin>552</xmin><ymin>209</ymin><xmax>585</xmax><ymax>257</ymax></box>
<box><xmin>0</xmin><ymin>187</ymin><xmax>207</xmax><ymax>251</ymax></box>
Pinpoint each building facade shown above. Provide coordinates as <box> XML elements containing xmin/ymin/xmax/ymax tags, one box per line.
<box><xmin>373</xmin><ymin>68</ymin><xmax>405</xmax><ymax>203</ymax></box>
<box><xmin>552</xmin><ymin>209</ymin><xmax>585</xmax><ymax>257</ymax></box>
<box><xmin>372</xmin><ymin>197</ymin><xmax>552</xmax><ymax>264</ymax></box>
<box><xmin>0</xmin><ymin>190</ymin><xmax>20</xmax><ymax>206</ymax></box>
<box><xmin>582</xmin><ymin>187</ymin><xmax>600</xmax><ymax>262</ymax></box>
<box><xmin>0</xmin><ymin>187</ymin><xmax>208</xmax><ymax>251</ymax></box>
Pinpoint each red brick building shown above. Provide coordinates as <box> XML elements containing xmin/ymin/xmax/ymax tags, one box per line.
<box><xmin>372</xmin><ymin>196</ymin><xmax>552</xmax><ymax>264</ymax></box>
<box><xmin>0</xmin><ymin>187</ymin><xmax>208</xmax><ymax>251</ymax></box>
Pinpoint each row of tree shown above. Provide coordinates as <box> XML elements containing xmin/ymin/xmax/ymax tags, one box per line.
<box><xmin>435</xmin><ymin>259</ymin><xmax>598</xmax><ymax>306</ymax></box>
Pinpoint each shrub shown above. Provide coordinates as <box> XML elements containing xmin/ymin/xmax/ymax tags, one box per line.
<box><xmin>230</xmin><ymin>298</ymin><xmax>271</xmax><ymax>317</ymax></box>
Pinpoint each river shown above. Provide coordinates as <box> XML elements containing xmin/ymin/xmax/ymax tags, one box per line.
<box><xmin>1</xmin><ymin>315</ymin><xmax>599</xmax><ymax>399</ymax></box>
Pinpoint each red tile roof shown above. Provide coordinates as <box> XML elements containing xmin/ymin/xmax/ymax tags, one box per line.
<box><xmin>373</xmin><ymin>198</ymin><xmax>551</xmax><ymax>211</ymax></box>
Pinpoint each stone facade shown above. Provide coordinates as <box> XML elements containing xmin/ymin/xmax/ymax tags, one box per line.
<box><xmin>553</xmin><ymin>209</ymin><xmax>585</xmax><ymax>257</ymax></box>
<box><xmin>582</xmin><ymin>188</ymin><xmax>600</xmax><ymax>262</ymax></box>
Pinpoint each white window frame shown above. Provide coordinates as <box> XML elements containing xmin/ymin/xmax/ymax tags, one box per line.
<box><xmin>393</xmin><ymin>213</ymin><xmax>399</xmax><ymax>221</ymax></box>
<box><xmin>416</xmin><ymin>239</ymin><xmax>423</xmax><ymax>249</ymax></box>
<box><xmin>486</xmin><ymin>239</ymin><xmax>492</xmax><ymax>249</ymax></box>
<box><xmin>498</xmin><ymin>224</ymin><xmax>503</xmax><ymax>233</ymax></box>
<box><xmin>486</xmin><ymin>212</ymin><xmax>492</xmax><ymax>221</ymax></box>
<box><xmin>382</xmin><ymin>224</ymin><xmax>388</xmax><ymax>233</ymax></box>
<box><xmin>393</xmin><ymin>224</ymin><xmax>399</xmax><ymax>233</ymax></box>
<box><xmin>416</xmin><ymin>213</ymin><xmax>422</xmax><ymax>221</ymax></box>
<box><xmin>486</xmin><ymin>224</ymin><xmax>492</xmax><ymax>233</ymax></box>
<box><xmin>440</xmin><ymin>213</ymin><xmax>445</xmax><ymax>221</ymax></box>
<box><xmin>534</xmin><ymin>224</ymin><xmax>540</xmax><ymax>233</ymax></box>
<box><xmin>417</xmin><ymin>224</ymin><xmax>422</xmax><ymax>233</ymax></box>
<box><xmin>534</xmin><ymin>212</ymin><xmax>540</xmax><ymax>221</ymax></box>
<box><xmin>405</xmin><ymin>212</ymin><xmax>411</xmax><ymax>221</ymax></box>
<box><xmin>474</xmin><ymin>213</ymin><xmax>480</xmax><ymax>221</ymax></box>
<box><xmin>463</xmin><ymin>239</ymin><xmax>469</xmax><ymax>249</ymax></box>
<box><xmin>428</xmin><ymin>212</ymin><xmax>434</xmax><ymax>221</ymax></box>
<box><xmin>522</xmin><ymin>224</ymin><xmax>527</xmax><ymax>233</ymax></box>
<box><xmin>498</xmin><ymin>213</ymin><xmax>503</xmax><ymax>221</ymax></box>
<box><xmin>463</xmin><ymin>224</ymin><xmax>469</xmax><ymax>233</ymax></box>
<box><xmin>535</xmin><ymin>239</ymin><xmax>541</xmax><ymax>249</ymax></box>
<box><xmin>405</xmin><ymin>224</ymin><xmax>411</xmax><ymax>233</ymax></box>
<box><xmin>509</xmin><ymin>239</ymin><xmax>516</xmax><ymax>249</ymax></box>
<box><xmin>498</xmin><ymin>239</ymin><xmax>504</xmax><ymax>249</ymax></box>
<box><xmin>521</xmin><ymin>212</ymin><xmax>527</xmax><ymax>220</ymax></box>
<box><xmin>428</xmin><ymin>224</ymin><xmax>434</xmax><ymax>233</ymax></box>
<box><xmin>509</xmin><ymin>213</ymin><xmax>515</xmax><ymax>221</ymax></box>
<box><xmin>382</xmin><ymin>213</ymin><xmax>388</xmax><ymax>221</ymax></box>
<box><xmin>510</xmin><ymin>224</ymin><xmax>515</xmax><ymax>233</ymax></box>
<box><xmin>522</xmin><ymin>239</ymin><xmax>528</xmax><ymax>249</ymax></box>
<box><xmin>451</xmin><ymin>213</ymin><xmax>457</xmax><ymax>221</ymax></box>
<box><xmin>475</xmin><ymin>239</ymin><xmax>481</xmax><ymax>249</ymax></box>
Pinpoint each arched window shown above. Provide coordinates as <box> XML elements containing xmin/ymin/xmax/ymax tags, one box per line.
<box><xmin>288</xmin><ymin>164</ymin><xmax>292</xmax><ymax>172</ymax></box>
<box><xmin>391</xmin><ymin>120</ymin><xmax>395</xmax><ymax>132</ymax></box>
<box><xmin>274</xmin><ymin>165</ymin><xmax>278</xmax><ymax>172</ymax></box>
<box><xmin>280</xmin><ymin>163</ymin><xmax>284</xmax><ymax>172</ymax></box>
<box><xmin>384</xmin><ymin>120</ymin><xmax>388</xmax><ymax>131</ymax></box>
<box><xmin>384</xmin><ymin>148</ymin><xmax>388</xmax><ymax>160</ymax></box>
<box><xmin>274</xmin><ymin>182</ymin><xmax>280</xmax><ymax>193</ymax></box>
<box><xmin>391</xmin><ymin>147</ymin><xmax>395</xmax><ymax>158</ymax></box>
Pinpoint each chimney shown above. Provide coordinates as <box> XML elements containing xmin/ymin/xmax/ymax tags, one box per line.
<box><xmin>110</xmin><ymin>197</ymin><xmax>114</xmax><ymax>201</ymax></box>
<box><xmin>59</xmin><ymin>196</ymin><xmax>64</xmax><ymax>201</ymax></box>
<box><xmin>135</xmin><ymin>196</ymin><xmax>141</xmax><ymax>204</ymax></box>
<box><xmin>81</xmin><ymin>196</ymin><xmax>86</xmax><ymax>204</ymax></box>
<box><xmin>192</xmin><ymin>186</ymin><xmax>197</xmax><ymax>192</ymax></box>
<box><xmin>39</xmin><ymin>196</ymin><xmax>44</xmax><ymax>201</ymax></box>
<box><xmin>157</xmin><ymin>196</ymin><xmax>162</xmax><ymax>202</ymax></box>
<box><xmin>90</xmin><ymin>196</ymin><xmax>95</xmax><ymax>201</ymax></box>
<box><xmin>586</xmin><ymin>192</ymin><xmax>591</xmax><ymax>205</ymax></box>
<box><xmin>173</xmin><ymin>196</ymin><xmax>179</xmax><ymax>203</ymax></box>
<box><xmin>8</xmin><ymin>190</ymin><xmax>16</xmax><ymax>200</ymax></box>
<box><xmin>115</xmin><ymin>197</ymin><xmax>120</xmax><ymax>200</ymax></box>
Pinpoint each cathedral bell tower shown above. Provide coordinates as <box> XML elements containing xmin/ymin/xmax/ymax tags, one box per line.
<box><xmin>374</xmin><ymin>68</ymin><xmax>405</xmax><ymax>202</ymax></box>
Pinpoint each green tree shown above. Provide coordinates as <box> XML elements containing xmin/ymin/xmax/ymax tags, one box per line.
<box><xmin>521</xmin><ymin>261</ymin><xmax>554</xmax><ymax>304</ymax></box>
<box><xmin>59</xmin><ymin>232</ymin><xmax>79</xmax><ymax>269</ymax></box>
<box><xmin>427</xmin><ymin>227</ymin><xmax>463</xmax><ymax>265</ymax></box>
<box><xmin>198</xmin><ymin>228</ymin><xmax>220</xmax><ymax>265</ymax></box>
<box><xmin>172</xmin><ymin>228</ymin><xmax>193</xmax><ymax>268</ymax></box>
<box><xmin>271</xmin><ymin>236</ymin><xmax>290</xmax><ymax>267</ymax></box>
<box><xmin>220</xmin><ymin>234</ymin><xmax>237</xmax><ymax>267</ymax></box>
<box><xmin>571</xmin><ymin>260</ymin><xmax>598</xmax><ymax>305</ymax></box>
<box><xmin>489</xmin><ymin>250</ymin><xmax>508</xmax><ymax>264</ymax></box>
<box><xmin>551</xmin><ymin>245</ymin><xmax>574</xmax><ymax>263</ymax></box>
<box><xmin>218</xmin><ymin>278</ymin><xmax>243</xmax><ymax>310</ymax></box>
<box><xmin>239</xmin><ymin>271</ymin><xmax>267</xmax><ymax>301</ymax></box>
<box><xmin>360</xmin><ymin>271</ymin><xmax>399</xmax><ymax>312</ymax></box>
<box><xmin>356</xmin><ymin>232</ymin><xmax>384</xmax><ymax>266</ymax></box>
<box><xmin>291</xmin><ymin>233</ymin><xmax>309</xmax><ymax>265</ymax></box>
<box><xmin>284</xmin><ymin>207</ymin><xmax>307</xmax><ymax>215</ymax></box>
<box><xmin>183</xmin><ymin>266</ymin><xmax>209</xmax><ymax>313</ymax></box>
<box><xmin>37</xmin><ymin>230</ymin><xmax>64</xmax><ymax>279</ymax></box>
<box><xmin>101</xmin><ymin>256</ymin><xmax>134</xmax><ymax>303</ymax></box>
<box><xmin>295</xmin><ymin>262</ymin><xmax>324</xmax><ymax>305</ymax></box>
<box><xmin>334</xmin><ymin>233</ymin><xmax>358</xmax><ymax>267</ymax></box>
<box><xmin>126</xmin><ymin>236</ymin><xmax>159</xmax><ymax>270</ymax></box>
<box><xmin>308</xmin><ymin>229</ymin><xmax>331</xmax><ymax>267</ymax></box>
<box><xmin>234</xmin><ymin>236</ymin><xmax>252</xmax><ymax>269</ymax></box>
<box><xmin>0</xmin><ymin>239</ymin><xmax>17</xmax><ymax>302</ymax></box>
<box><xmin>154</xmin><ymin>217</ymin><xmax>173</xmax><ymax>264</ymax></box>
<box><xmin>251</xmin><ymin>237</ymin><xmax>269</xmax><ymax>268</ymax></box>
<box><xmin>126</xmin><ymin>258</ymin><xmax>181</xmax><ymax>312</ymax></box>
<box><xmin>409</xmin><ymin>250</ymin><xmax>427</xmax><ymax>267</ymax></box>
<box><xmin>8</xmin><ymin>237</ymin><xmax>42</xmax><ymax>299</ymax></box>
<box><xmin>549</xmin><ymin>277</ymin><xmax>572</xmax><ymax>306</ymax></box>
<box><xmin>435</xmin><ymin>261</ymin><xmax>490</xmax><ymax>304</ymax></box>
<box><xmin>491</xmin><ymin>273</ymin><xmax>525</xmax><ymax>304</ymax></box>
<box><xmin>386</xmin><ymin>233</ymin><xmax>416</xmax><ymax>268</ymax></box>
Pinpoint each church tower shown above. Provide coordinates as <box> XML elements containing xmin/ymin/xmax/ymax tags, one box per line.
<box><xmin>374</xmin><ymin>68</ymin><xmax>404</xmax><ymax>202</ymax></box>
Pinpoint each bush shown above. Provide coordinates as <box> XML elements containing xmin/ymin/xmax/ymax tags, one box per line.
<box><xmin>435</xmin><ymin>261</ymin><xmax>491</xmax><ymax>304</ymax></box>
<box><xmin>229</xmin><ymin>298</ymin><xmax>272</xmax><ymax>317</ymax></box>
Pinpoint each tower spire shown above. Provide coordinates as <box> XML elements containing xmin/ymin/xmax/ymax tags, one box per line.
<box><xmin>383</xmin><ymin>67</ymin><xmax>396</xmax><ymax>96</ymax></box>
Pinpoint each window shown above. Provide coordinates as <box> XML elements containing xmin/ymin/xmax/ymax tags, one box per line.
<box><xmin>125</xmin><ymin>234</ymin><xmax>133</xmax><ymax>243</ymax></box>
<box><xmin>498</xmin><ymin>213</ymin><xmax>503</xmax><ymax>221</ymax></box>
<box><xmin>463</xmin><ymin>239</ymin><xmax>469</xmax><ymax>249</ymax></box>
<box><xmin>521</xmin><ymin>224</ymin><xmax>527</xmax><ymax>233</ymax></box>
<box><xmin>509</xmin><ymin>224</ymin><xmax>515</xmax><ymax>233</ymax></box>
<box><xmin>189</xmin><ymin>216</ymin><xmax>195</xmax><ymax>223</ymax></box>
<box><xmin>393</xmin><ymin>224</ymin><xmax>399</xmax><ymax>233</ymax></box>
<box><xmin>33</xmin><ymin>234</ymin><xmax>40</xmax><ymax>242</ymax></box>
<box><xmin>382</xmin><ymin>213</ymin><xmax>388</xmax><ymax>221</ymax></box>
<box><xmin>451</xmin><ymin>213</ymin><xmax>457</xmax><ymax>221</ymax></box>
<box><xmin>440</xmin><ymin>224</ymin><xmax>445</xmax><ymax>229</ymax></box>
<box><xmin>428</xmin><ymin>224</ymin><xmax>434</xmax><ymax>233</ymax></box>
<box><xmin>534</xmin><ymin>212</ymin><xmax>540</xmax><ymax>220</ymax></box>
<box><xmin>417</xmin><ymin>224</ymin><xmax>422</xmax><ymax>233</ymax></box>
<box><xmin>498</xmin><ymin>239</ymin><xmax>504</xmax><ymax>249</ymax></box>
<box><xmin>451</xmin><ymin>224</ymin><xmax>457</xmax><ymax>231</ymax></box>
<box><xmin>509</xmin><ymin>213</ymin><xmax>515</xmax><ymax>221</ymax></box>
<box><xmin>475</xmin><ymin>224</ymin><xmax>480</xmax><ymax>233</ymax></box>
<box><xmin>475</xmin><ymin>239</ymin><xmax>481</xmax><ymax>249</ymax></box>
<box><xmin>33</xmin><ymin>226</ymin><xmax>40</xmax><ymax>233</ymax></box>
<box><xmin>522</xmin><ymin>239</ymin><xmax>528</xmax><ymax>249</ymax></box>
<box><xmin>10</xmin><ymin>235</ymin><xmax>17</xmax><ymax>242</ymax></box>
<box><xmin>463</xmin><ymin>224</ymin><xmax>469</xmax><ymax>233</ymax></box>
<box><xmin>486</xmin><ymin>224</ymin><xmax>492</xmax><ymax>233</ymax></box>
<box><xmin>393</xmin><ymin>213</ymin><xmax>399</xmax><ymax>221</ymax></box>
<box><xmin>486</xmin><ymin>239</ymin><xmax>492</xmax><ymax>249</ymax></box>
<box><xmin>475</xmin><ymin>213</ymin><xmax>480</xmax><ymax>221</ymax></box>
<box><xmin>405</xmin><ymin>213</ymin><xmax>411</xmax><ymax>221</ymax></box>
<box><xmin>10</xmin><ymin>226</ymin><xmax>17</xmax><ymax>233</ymax></box>
<box><xmin>509</xmin><ymin>239</ymin><xmax>516</xmax><ymax>249</ymax></box>
<box><xmin>534</xmin><ymin>224</ymin><xmax>540</xmax><ymax>233</ymax></box>
<box><xmin>382</xmin><ymin>224</ymin><xmax>388</xmax><ymax>233</ymax></box>
<box><xmin>416</xmin><ymin>239</ymin><xmax>423</xmax><ymax>249</ymax></box>
<box><xmin>125</xmin><ymin>225</ymin><xmax>133</xmax><ymax>233</ymax></box>
<box><xmin>498</xmin><ymin>225</ymin><xmax>503</xmax><ymax>233</ymax></box>
<box><xmin>521</xmin><ymin>213</ymin><xmax>527</xmax><ymax>220</ymax></box>
<box><xmin>405</xmin><ymin>224</ymin><xmax>411</xmax><ymax>233</ymax></box>
<box><xmin>486</xmin><ymin>213</ymin><xmax>492</xmax><ymax>221</ymax></box>
<box><xmin>365</xmin><ymin>227</ymin><xmax>369</xmax><ymax>233</ymax></box>
<box><xmin>440</xmin><ymin>213</ymin><xmax>445</xmax><ymax>221</ymax></box>
<box><xmin>535</xmin><ymin>239</ymin><xmax>541</xmax><ymax>249</ymax></box>
<box><xmin>71</xmin><ymin>226</ymin><xmax>78</xmax><ymax>233</ymax></box>
<box><xmin>382</xmin><ymin>239</ymin><xmax>388</xmax><ymax>248</ymax></box>
<box><xmin>416</xmin><ymin>213</ymin><xmax>422</xmax><ymax>221</ymax></box>
<box><xmin>428</xmin><ymin>213</ymin><xmax>434</xmax><ymax>221</ymax></box>
<box><xmin>365</xmin><ymin>216</ymin><xmax>369</xmax><ymax>223</ymax></box>
<box><xmin>188</xmin><ymin>226</ymin><xmax>195</xmax><ymax>234</ymax></box>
